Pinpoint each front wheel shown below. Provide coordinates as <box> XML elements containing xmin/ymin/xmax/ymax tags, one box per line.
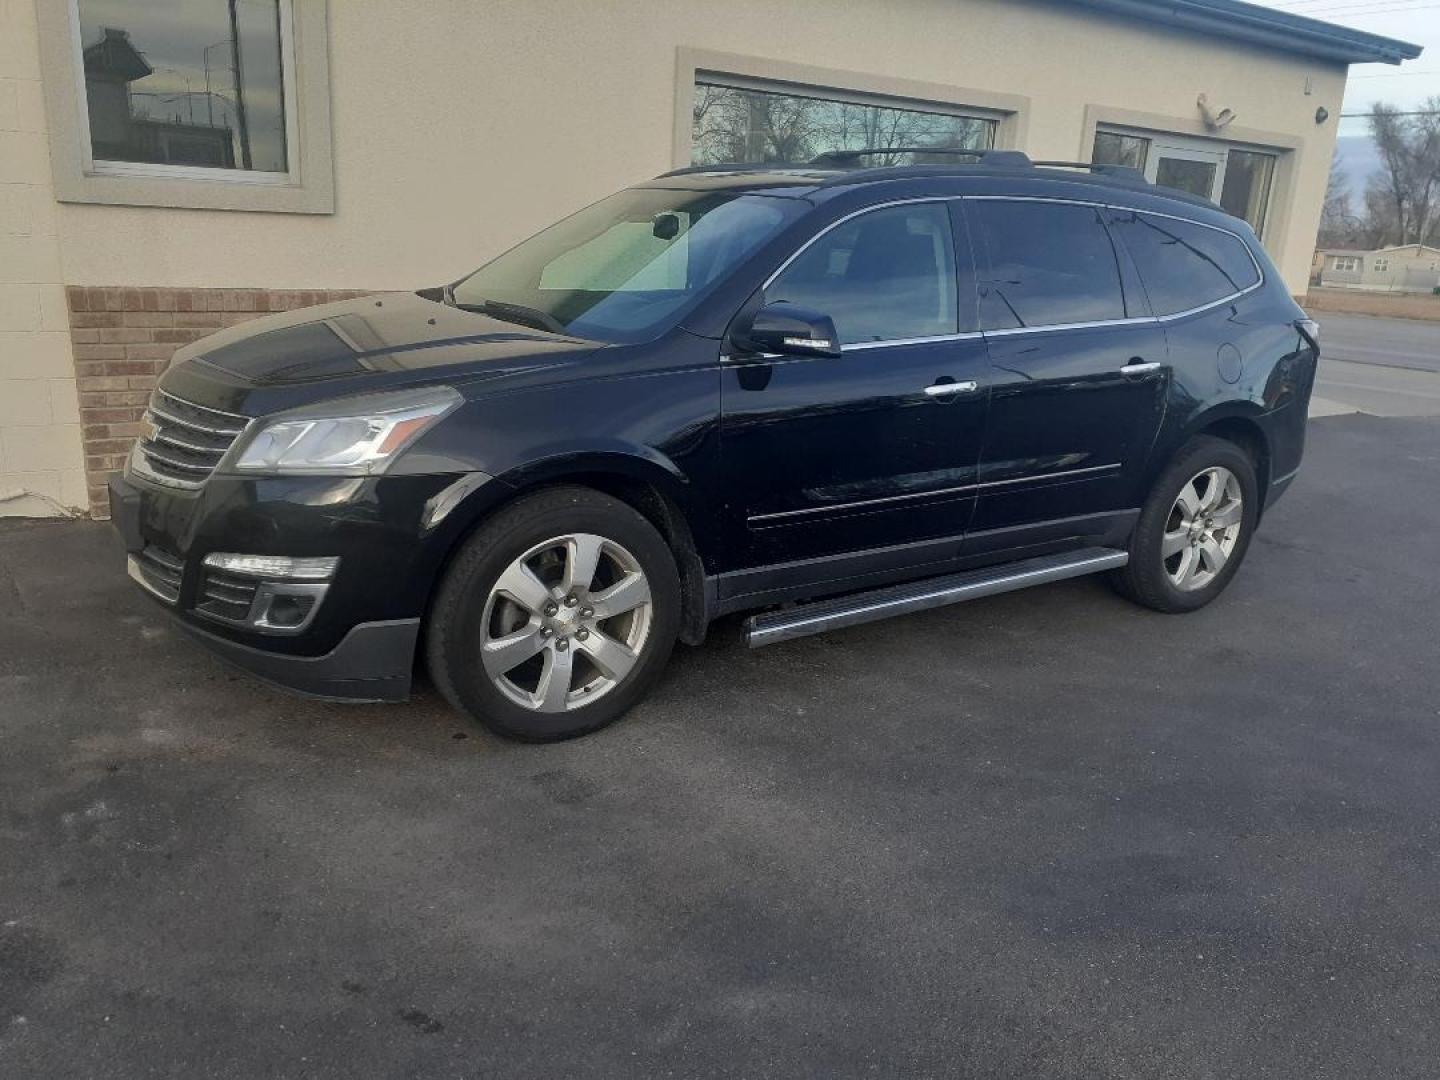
<box><xmin>426</xmin><ymin>487</ymin><xmax>681</xmax><ymax>741</ymax></box>
<box><xmin>1111</xmin><ymin>435</ymin><xmax>1259</xmax><ymax>613</ymax></box>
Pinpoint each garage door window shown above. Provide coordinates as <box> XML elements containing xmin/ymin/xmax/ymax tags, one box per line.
<box><xmin>692</xmin><ymin>79</ymin><xmax>996</xmax><ymax>166</ymax></box>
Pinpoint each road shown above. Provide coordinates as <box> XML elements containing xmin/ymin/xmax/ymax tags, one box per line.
<box><xmin>1306</xmin><ymin>313</ymin><xmax>1440</xmax><ymax>418</ymax></box>
<box><xmin>1312</xmin><ymin>312</ymin><xmax>1440</xmax><ymax>374</ymax></box>
<box><xmin>4</xmin><ymin>413</ymin><xmax>1440</xmax><ymax>1079</ymax></box>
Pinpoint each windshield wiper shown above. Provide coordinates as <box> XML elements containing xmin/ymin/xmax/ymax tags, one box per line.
<box><xmin>452</xmin><ymin>295</ymin><xmax>566</xmax><ymax>335</ymax></box>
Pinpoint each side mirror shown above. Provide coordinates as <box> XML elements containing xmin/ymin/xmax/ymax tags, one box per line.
<box><xmin>737</xmin><ymin>302</ymin><xmax>842</xmax><ymax>359</ymax></box>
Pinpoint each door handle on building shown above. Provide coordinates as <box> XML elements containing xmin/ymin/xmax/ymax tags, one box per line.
<box><xmin>924</xmin><ymin>380</ymin><xmax>979</xmax><ymax>397</ymax></box>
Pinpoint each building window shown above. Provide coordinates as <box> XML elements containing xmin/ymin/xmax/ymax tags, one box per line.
<box><xmin>1220</xmin><ymin>149</ymin><xmax>1276</xmax><ymax>239</ymax></box>
<box><xmin>691</xmin><ymin>78</ymin><xmax>997</xmax><ymax>167</ymax></box>
<box><xmin>1092</xmin><ymin>131</ymin><xmax>1151</xmax><ymax>171</ymax></box>
<box><xmin>36</xmin><ymin>0</ymin><xmax>332</xmax><ymax>213</ymax></box>
<box><xmin>1332</xmin><ymin>256</ymin><xmax>1361</xmax><ymax>272</ymax></box>
<box><xmin>76</xmin><ymin>0</ymin><xmax>293</xmax><ymax>178</ymax></box>
<box><xmin>1092</xmin><ymin>129</ymin><xmax>1277</xmax><ymax>238</ymax></box>
<box><xmin>1374</xmin><ymin>258</ymin><xmax>1390</xmax><ymax>272</ymax></box>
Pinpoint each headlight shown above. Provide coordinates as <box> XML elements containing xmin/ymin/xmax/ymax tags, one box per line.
<box><xmin>229</xmin><ymin>386</ymin><xmax>462</xmax><ymax>475</ymax></box>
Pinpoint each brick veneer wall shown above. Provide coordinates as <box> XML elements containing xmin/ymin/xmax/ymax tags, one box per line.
<box><xmin>65</xmin><ymin>286</ymin><xmax>368</xmax><ymax>517</ymax></box>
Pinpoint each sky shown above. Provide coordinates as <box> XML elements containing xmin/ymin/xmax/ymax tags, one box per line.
<box><xmin>1248</xmin><ymin>0</ymin><xmax>1440</xmax><ymax>138</ymax></box>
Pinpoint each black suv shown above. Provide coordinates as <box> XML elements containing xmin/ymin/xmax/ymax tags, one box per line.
<box><xmin>111</xmin><ymin>149</ymin><xmax>1318</xmax><ymax>740</ymax></box>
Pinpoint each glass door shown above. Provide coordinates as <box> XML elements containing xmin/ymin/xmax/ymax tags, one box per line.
<box><xmin>1093</xmin><ymin>128</ymin><xmax>1278</xmax><ymax>240</ymax></box>
<box><xmin>1148</xmin><ymin>143</ymin><xmax>1226</xmax><ymax>200</ymax></box>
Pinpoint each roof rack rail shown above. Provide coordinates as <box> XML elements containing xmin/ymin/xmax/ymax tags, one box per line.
<box><xmin>1031</xmin><ymin>161</ymin><xmax>1150</xmax><ymax>185</ymax></box>
<box><xmin>808</xmin><ymin>147</ymin><xmax>1034</xmax><ymax>169</ymax></box>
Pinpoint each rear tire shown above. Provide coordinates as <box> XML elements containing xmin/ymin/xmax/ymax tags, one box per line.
<box><xmin>1111</xmin><ymin>435</ymin><xmax>1259</xmax><ymax>613</ymax></box>
<box><xmin>426</xmin><ymin>486</ymin><xmax>680</xmax><ymax>741</ymax></box>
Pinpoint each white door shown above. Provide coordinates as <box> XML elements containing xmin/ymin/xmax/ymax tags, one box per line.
<box><xmin>1146</xmin><ymin>142</ymin><xmax>1228</xmax><ymax>202</ymax></box>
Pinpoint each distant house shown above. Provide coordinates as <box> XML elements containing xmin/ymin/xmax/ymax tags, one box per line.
<box><xmin>1317</xmin><ymin>244</ymin><xmax>1440</xmax><ymax>293</ymax></box>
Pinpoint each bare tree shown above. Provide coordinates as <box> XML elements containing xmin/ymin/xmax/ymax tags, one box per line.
<box><xmin>1318</xmin><ymin>157</ymin><xmax>1360</xmax><ymax>248</ymax></box>
<box><xmin>1366</xmin><ymin>98</ymin><xmax>1440</xmax><ymax>246</ymax></box>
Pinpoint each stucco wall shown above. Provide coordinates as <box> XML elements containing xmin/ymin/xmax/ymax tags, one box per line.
<box><xmin>49</xmin><ymin>0</ymin><xmax>1345</xmax><ymax>298</ymax></box>
<box><xmin>0</xmin><ymin>0</ymin><xmax>86</xmax><ymax>517</ymax></box>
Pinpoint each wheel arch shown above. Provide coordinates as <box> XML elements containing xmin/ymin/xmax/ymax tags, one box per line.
<box><xmin>1172</xmin><ymin>405</ymin><xmax>1273</xmax><ymax>509</ymax></box>
<box><xmin>427</xmin><ymin>450</ymin><xmax>712</xmax><ymax>647</ymax></box>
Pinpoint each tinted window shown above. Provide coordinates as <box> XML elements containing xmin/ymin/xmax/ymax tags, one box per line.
<box><xmin>1110</xmin><ymin>211</ymin><xmax>1260</xmax><ymax>316</ymax></box>
<box><xmin>969</xmin><ymin>202</ymin><xmax>1126</xmax><ymax>329</ymax></box>
<box><xmin>767</xmin><ymin>203</ymin><xmax>958</xmax><ymax>345</ymax></box>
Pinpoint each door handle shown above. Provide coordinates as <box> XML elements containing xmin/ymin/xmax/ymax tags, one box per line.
<box><xmin>924</xmin><ymin>380</ymin><xmax>979</xmax><ymax>397</ymax></box>
<box><xmin>1120</xmin><ymin>361</ymin><xmax>1163</xmax><ymax>377</ymax></box>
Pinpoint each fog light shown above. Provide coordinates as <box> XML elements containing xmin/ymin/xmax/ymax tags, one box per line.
<box><xmin>202</xmin><ymin>553</ymin><xmax>339</xmax><ymax>581</ymax></box>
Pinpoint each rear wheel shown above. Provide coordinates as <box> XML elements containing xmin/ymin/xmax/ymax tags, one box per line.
<box><xmin>1111</xmin><ymin>435</ymin><xmax>1259</xmax><ymax>613</ymax></box>
<box><xmin>426</xmin><ymin>487</ymin><xmax>680</xmax><ymax>741</ymax></box>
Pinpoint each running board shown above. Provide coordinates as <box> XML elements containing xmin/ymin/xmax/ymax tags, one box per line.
<box><xmin>743</xmin><ymin>547</ymin><xmax>1129</xmax><ymax>648</ymax></box>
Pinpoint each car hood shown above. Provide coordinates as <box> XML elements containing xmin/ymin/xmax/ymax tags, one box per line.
<box><xmin>162</xmin><ymin>291</ymin><xmax>603</xmax><ymax>415</ymax></box>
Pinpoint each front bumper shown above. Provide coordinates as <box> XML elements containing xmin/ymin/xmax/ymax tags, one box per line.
<box><xmin>176</xmin><ymin>615</ymin><xmax>421</xmax><ymax>703</ymax></box>
<box><xmin>109</xmin><ymin>465</ymin><xmax>500</xmax><ymax>703</ymax></box>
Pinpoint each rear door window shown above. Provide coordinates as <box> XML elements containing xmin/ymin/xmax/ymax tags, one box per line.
<box><xmin>1108</xmin><ymin>211</ymin><xmax>1260</xmax><ymax>316</ymax></box>
<box><xmin>968</xmin><ymin>201</ymin><xmax>1127</xmax><ymax>330</ymax></box>
<box><xmin>766</xmin><ymin>203</ymin><xmax>958</xmax><ymax>345</ymax></box>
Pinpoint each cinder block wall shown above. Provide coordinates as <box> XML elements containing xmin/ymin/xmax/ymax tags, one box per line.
<box><xmin>0</xmin><ymin>0</ymin><xmax>86</xmax><ymax>517</ymax></box>
<box><xmin>67</xmin><ymin>288</ymin><xmax>367</xmax><ymax>518</ymax></box>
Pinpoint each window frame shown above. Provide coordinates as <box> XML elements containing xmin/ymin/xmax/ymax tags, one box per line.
<box><xmin>674</xmin><ymin>48</ymin><xmax>1028</xmax><ymax>172</ymax></box>
<box><xmin>36</xmin><ymin>0</ymin><xmax>334</xmax><ymax>214</ymax></box>
<box><xmin>1374</xmin><ymin>258</ymin><xmax>1390</xmax><ymax>272</ymax></box>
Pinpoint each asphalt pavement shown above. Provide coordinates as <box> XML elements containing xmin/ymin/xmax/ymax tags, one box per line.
<box><xmin>1304</xmin><ymin>313</ymin><xmax>1440</xmax><ymax>419</ymax></box>
<box><xmin>3</xmin><ymin>411</ymin><xmax>1440</xmax><ymax>1078</ymax></box>
<box><xmin>1313</xmin><ymin>312</ymin><xmax>1440</xmax><ymax>374</ymax></box>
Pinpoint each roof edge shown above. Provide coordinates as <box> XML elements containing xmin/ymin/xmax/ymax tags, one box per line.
<box><xmin>1067</xmin><ymin>0</ymin><xmax>1423</xmax><ymax>66</ymax></box>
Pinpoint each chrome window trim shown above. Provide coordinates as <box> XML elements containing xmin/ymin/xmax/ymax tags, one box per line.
<box><xmin>844</xmin><ymin>332</ymin><xmax>984</xmax><ymax>352</ymax></box>
<box><xmin>748</xmin><ymin>463</ymin><xmax>1121</xmax><ymax>524</ymax></box>
<box><xmin>985</xmin><ymin>317</ymin><xmax>1152</xmax><ymax>337</ymax></box>
<box><xmin>753</xmin><ymin>192</ymin><xmax>1267</xmax><ymax>347</ymax></box>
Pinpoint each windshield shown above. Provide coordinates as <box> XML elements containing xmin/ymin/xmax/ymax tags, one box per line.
<box><xmin>451</xmin><ymin>187</ymin><xmax>806</xmax><ymax>343</ymax></box>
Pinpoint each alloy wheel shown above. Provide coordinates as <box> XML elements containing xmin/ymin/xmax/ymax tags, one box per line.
<box><xmin>1163</xmin><ymin>466</ymin><xmax>1244</xmax><ymax>592</ymax></box>
<box><xmin>479</xmin><ymin>533</ymin><xmax>653</xmax><ymax>712</ymax></box>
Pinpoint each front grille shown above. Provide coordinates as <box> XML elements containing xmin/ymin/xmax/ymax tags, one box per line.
<box><xmin>195</xmin><ymin>568</ymin><xmax>259</xmax><ymax>625</ymax></box>
<box><xmin>134</xmin><ymin>389</ymin><xmax>249</xmax><ymax>489</ymax></box>
<box><xmin>128</xmin><ymin>545</ymin><xmax>184</xmax><ymax>604</ymax></box>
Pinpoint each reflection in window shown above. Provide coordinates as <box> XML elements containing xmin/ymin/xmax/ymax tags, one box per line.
<box><xmin>78</xmin><ymin>0</ymin><xmax>289</xmax><ymax>172</ymax></box>
<box><xmin>1110</xmin><ymin>212</ymin><xmax>1259</xmax><ymax>316</ymax></box>
<box><xmin>1093</xmin><ymin>131</ymin><xmax>1150</xmax><ymax>171</ymax></box>
<box><xmin>1220</xmin><ymin>149</ymin><xmax>1276</xmax><ymax>238</ymax></box>
<box><xmin>692</xmin><ymin>81</ymin><xmax>995</xmax><ymax>166</ymax></box>
<box><xmin>970</xmin><ymin>202</ymin><xmax>1126</xmax><ymax>330</ymax></box>
<box><xmin>767</xmin><ymin>204</ymin><xmax>958</xmax><ymax>344</ymax></box>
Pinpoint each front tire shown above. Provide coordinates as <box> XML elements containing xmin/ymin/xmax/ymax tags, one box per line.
<box><xmin>1111</xmin><ymin>435</ymin><xmax>1259</xmax><ymax>613</ymax></box>
<box><xmin>426</xmin><ymin>486</ymin><xmax>681</xmax><ymax>741</ymax></box>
